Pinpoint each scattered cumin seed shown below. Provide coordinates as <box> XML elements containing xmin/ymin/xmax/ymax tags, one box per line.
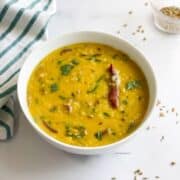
<box><xmin>159</xmin><ymin>108</ymin><xmax>163</xmax><ymax>111</ymax></box>
<box><xmin>134</xmin><ymin>169</ymin><xmax>141</xmax><ymax>174</ymax></box>
<box><xmin>146</xmin><ymin>126</ymin><xmax>150</xmax><ymax>130</ymax></box>
<box><xmin>144</xmin><ymin>2</ymin><xmax>148</xmax><ymax>6</ymax></box>
<box><xmin>142</xmin><ymin>177</ymin><xmax>148</xmax><ymax>180</ymax></box>
<box><xmin>170</xmin><ymin>161</ymin><xmax>176</xmax><ymax>166</ymax></box>
<box><xmin>111</xmin><ymin>177</ymin><xmax>116</xmax><ymax>180</ymax></box>
<box><xmin>160</xmin><ymin>136</ymin><xmax>165</xmax><ymax>142</ymax></box>
<box><xmin>132</xmin><ymin>32</ymin><xmax>136</xmax><ymax>35</ymax></box>
<box><xmin>134</xmin><ymin>169</ymin><xmax>143</xmax><ymax>176</ymax></box>
<box><xmin>166</xmin><ymin>110</ymin><xmax>169</xmax><ymax>113</ymax></box>
<box><xmin>171</xmin><ymin>107</ymin><xmax>175</xmax><ymax>112</ymax></box>
<box><xmin>159</xmin><ymin>112</ymin><xmax>165</xmax><ymax>117</ymax></box>
<box><xmin>123</xmin><ymin>24</ymin><xmax>128</xmax><ymax>27</ymax></box>
<box><xmin>141</xmin><ymin>30</ymin><xmax>144</xmax><ymax>33</ymax></box>
<box><xmin>143</xmin><ymin>37</ymin><xmax>147</xmax><ymax>41</ymax></box>
<box><xmin>155</xmin><ymin>176</ymin><xmax>160</xmax><ymax>179</ymax></box>
<box><xmin>176</xmin><ymin>112</ymin><xmax>178</xmax><ymax>116</ymax></box>
<box><xmin>134</xmin><ymin>175</ymin><xmax>137</xmax><ymax>180</ymax></box>
<box><xmin>138</xmin><ymin>25</ymin><xmax>142</xmax><ymax>29</ymax></box>
<box><xmin>116</xmin><ymin>30</ymin><xmax>120</xmax><ymax>34</ymax></box>
<box><xmin>128</xmin><ymin>10</ymin><xmax>133</xmax><ymax>15</ymax></box>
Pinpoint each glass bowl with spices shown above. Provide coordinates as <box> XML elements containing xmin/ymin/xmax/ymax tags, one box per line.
<box><xmin>150</xmin><ymin>0</ymin><xmax>180</xmax><ymax>34</ymax></box>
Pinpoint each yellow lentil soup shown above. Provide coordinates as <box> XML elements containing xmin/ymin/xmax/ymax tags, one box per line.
<box><xmin>27</xmin><ymin>43</ymin><xmax>149</xmax><ymax>147</ymax></box>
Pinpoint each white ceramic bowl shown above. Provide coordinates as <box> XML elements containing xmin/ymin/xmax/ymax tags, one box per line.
<box><xmin>18</xmin><ymin>31</ymin><xmax>157</xmax><ymax>155</ymax></box>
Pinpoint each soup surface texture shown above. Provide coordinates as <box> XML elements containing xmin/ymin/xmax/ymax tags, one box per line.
<box><xmin>27</xmin><ymin>43</ymin><xmax>149</xmax><ymax>147</ymax></box>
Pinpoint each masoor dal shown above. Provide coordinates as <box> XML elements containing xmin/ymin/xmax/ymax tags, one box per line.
<box><xmin>27</xmin><ymin>43</ymin><xmax>149</xmax><ymax>147</ymax></box>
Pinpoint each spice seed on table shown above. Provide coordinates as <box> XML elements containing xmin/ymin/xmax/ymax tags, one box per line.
<box><xmin>144</xmin><ymin>2</ymin><xmax>148</xmax><ymax>6</ymax></box>
<box><xmin>137</xmin><ymin>29</ymin><xmax>140</xmax><ymax>33</ymax></box>
<box><xmin>159</xmin><ymin>112</ymin><xmax>165</xmax><ymax>117</ymax></box>
<box><xmin>170</xmin><ymin>161</ymin><xmax>176</xmax><ymax>166</ymax></box>
<box><xmin>111</xmin><ymin>177</ymin><xmax>116</xmax><ymax>180</ymax></box>
<box><xmin>134</xmin><ymin>169</ymin><xmax>143</xmax><ymax>176</ymax></box>
<box><xmin>171</xmin><ymin>107</ymin><xmax>175</xmax><ymax>112</ymax></box>
<box><xmin>160</xmin><ymin>136</ymin><xmax>164</xmax><ymax>142</ymax></box>
<box><xmin>123</xmin><ymin>24</ymin><xmax>128</xmax><ymax>27</ymax></box>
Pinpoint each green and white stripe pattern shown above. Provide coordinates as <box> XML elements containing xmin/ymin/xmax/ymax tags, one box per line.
<box><xmin>0</xmin><ymin>0</ymin><xmax>56</xmax><ymax>140</ymax></box>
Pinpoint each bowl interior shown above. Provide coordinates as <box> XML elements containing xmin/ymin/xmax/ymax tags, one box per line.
<box><xmin>18</xmin><ymin>31</ymin><xmax>157</xmax><ymax>154</ymax></box>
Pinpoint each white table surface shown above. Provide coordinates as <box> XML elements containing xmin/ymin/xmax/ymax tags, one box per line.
<box><xmin>1</xmin><ymin>0</ymin><xmax>180</xmax><ymax>179</ymax></box>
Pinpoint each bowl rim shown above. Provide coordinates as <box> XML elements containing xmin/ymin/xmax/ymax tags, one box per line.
<box><xmin>17</xmin><ymin>30</ymin><xmax>157</xmax><ymax>152</ymax></box>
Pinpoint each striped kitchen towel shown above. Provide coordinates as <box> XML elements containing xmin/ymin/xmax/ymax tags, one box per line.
<box><xmin>0</xmin><ymin>0</ymin><xmax>56</xmax><ymax>140</ymax></box>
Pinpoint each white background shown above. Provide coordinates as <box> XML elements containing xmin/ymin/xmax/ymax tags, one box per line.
<box><xmin>1</xmin><ymin>0</ymin><xmax>180</xmax><ymax>179</ymax></box>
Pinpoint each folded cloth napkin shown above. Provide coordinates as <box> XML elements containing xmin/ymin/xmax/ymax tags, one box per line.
<box><xmin>0</xmin><ymin>0</ymin><xmax>56</xmax><ymax>140</ymax></box>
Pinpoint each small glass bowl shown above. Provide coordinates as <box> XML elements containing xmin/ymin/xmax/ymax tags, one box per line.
<box><xmin>150</xmin><ymin>0</ymin><xmax>180</xmax><ymax>34</ymax></box>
